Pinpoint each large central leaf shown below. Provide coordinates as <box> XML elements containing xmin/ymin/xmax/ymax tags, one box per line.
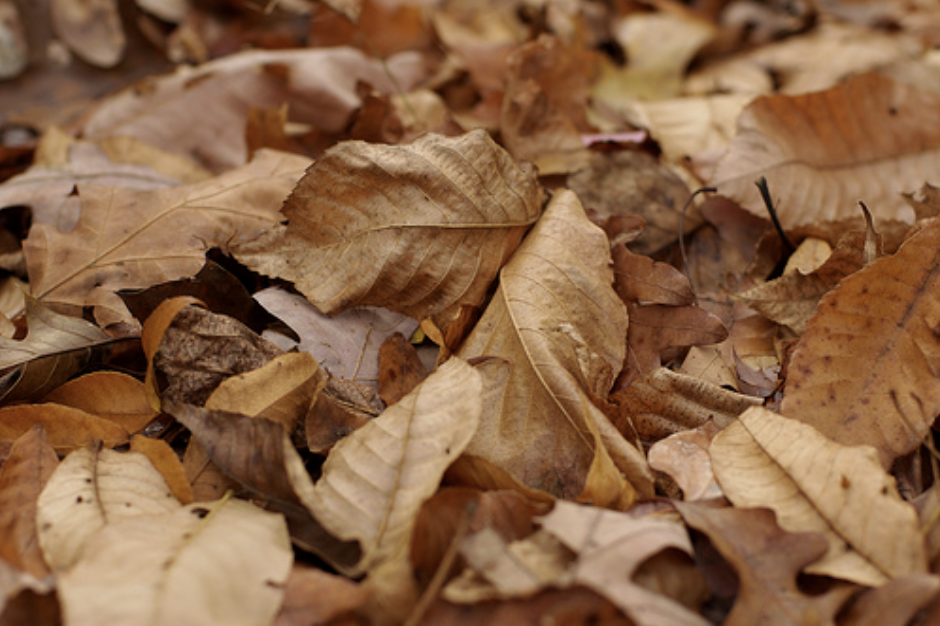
<box><xmin>458</xmin><ymin>190</ymin><xmax>653</xmax><ymax>506</ymax></box>
<box><xmin>234</xmin><ymin>130</ymin><xmax>543</xmax><ymax>324</ymax></box>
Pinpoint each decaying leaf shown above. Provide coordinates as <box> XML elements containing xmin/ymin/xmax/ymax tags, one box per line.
<box><xmin>235</xmin><ymin>130</ymin><xmax>543</xmax><ymax>326</ymax></box>
<box><xmin>676</xmin><ymin>502</ymin><xmax>857</xmax><ymax>626</ymax></box>
<box><xmin>781</xmin><ymin>217</ymin><xmax>940</xmax><ymax>465</ymax></box>
<box><xmin>56</xmin><ymin>497</ymin><xmax>292</xmax><ymax>626</ymax></box>
<box><xmin>457</xmin><ymin>190</ymin><xmax>653</xmax><ymax>506</ymax></box>
<box><xmin>24</xmin><ymin>150</ymin><xmax>310</xmax><ymax>326</ymax></box>
<box><xmin>37</xmin><ymin>446</ymin><xmax>180</xmax><ymax>571</ymax></box>
<box><xmin>0</xmin><ymin>296</ymin><xmax>115</xmax><ymax>404</ymax></box>
<box><xmin>710</xmin><ymin>407</ymin><xmax>927</xmax><ymax>585</ymax></box>
<box><xmin>0</xmin><ymin>426</ymin><xmax>57</xmax><ymax>578</ymax></box>
<box><xmin>50</xmin><ymin>0</ymin><xmax>125</xmax><ymax>68</ymax></box>
<box><xmin>305</xmin><ymin>357</ymin><xmax>482</xmax><ymax>575</ymax></box>
<box><xmin>712</xmin><ymin>73</ymin><xmax>940</xmax><ymax>228</ymax></box>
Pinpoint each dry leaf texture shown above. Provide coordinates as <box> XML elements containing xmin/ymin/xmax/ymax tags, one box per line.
<box><xmin>235</xmin><ymin>130</ymin><xmax>543</xmax><ymax>323</ymax></box>
<box><xmin>710</xmin><ymin>407</ymin><xmax>926</xmax><ymax>586</ymax></box>
<box><xmin>712</xmin><ymin>73</ymin><xmax>940</xmax><ymax>228</ymax></box>
<box><xmin>458</xmin><ymin>189</ymin><xmax>653</xmax><ymax>504</ymax></box>
<box><xmin>781</xmin><ymin>217</ymin><xmax>940</xmax><ymax>465</ymax></box>
<box><xmin>24</xmin><ymin>150</ymin><xmax>310</xmax><ymax>325</ymax></box>
<box><xmin>305</xmin><ymin>357</ymin><xmax>482</xmax><ymax>575</ymax></box>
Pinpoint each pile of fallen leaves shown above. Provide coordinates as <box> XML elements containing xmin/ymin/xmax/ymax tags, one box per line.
<box><xmin>4</xmin><ymin>0</ymin><xmax>940</xmax><ymax>624</ymax></box>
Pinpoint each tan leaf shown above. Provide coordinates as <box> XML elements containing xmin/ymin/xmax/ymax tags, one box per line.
<box><xmin>235</xmin><ymin>130</ymin><xmax>543</xmax><ymax>325</ymax></box>
<box><xmin>205</xmin><ymin>351</ymin><xmax>326</xmax><ymax>433</ymax></box>
<box><xmin>711</xmin><ymin>73</ymin><xmax>940</xmax><ymax>228</ymax></box>
<box><xmin>0</xmin><ymin>404</ymin><xmax>130</xmax><ymax>459</ymax></box>
<box><xmin>56</xmin><ymin>497</ymin><xmax>292</xmax><ymax>626</ymax></box>
<box><xmin>378</xmin><ymin>332</ymin><xmax>429</xmax><ymax>407</ymax></box>
<box><xmin>839</xmin><ymin>574</ymin><xmax>940</xmax><ymax>626</ymax></box>
<box><xmin>648</xmin><ymin>422</ymin><xmax>723</xmax><ymax>500</ymax></box>
<box><xmin>254</xmin><ymin>286</ymin><xmax>418</xmax><ymax>388</ymax></box>
<box><xmin>81</xmin><ymin>48</ymin><xmax>426</xmax><ymax>171</ymax></box>
<box><xmin>24</xmin><ymin>150</ymin><xmax>310</xmax><ymax>326</ymax></box>
<box><xmin>675</xmin><ymin>502</ymin><xmax>857</xmax><ymax>626</ymax></box>
<box><xmin>51</xmin><ymin>0</ymin><xmax>124</xmax><ymax>68</ymax></box>
<box><xmin>457</xmin><ymin>190</ymin><xmax>653</xmax><ymax>505</ymax></box>
<box><xmin>781</xmin><ymin>217</ymin><xmax>940</xmax><ymax>465</ymax></box>
<box><xmin>710</xmin><ymin>407</ymin><xmax>927</xmax><ymax>585</ymax></box>
<box><xmin>129</xmin><ymin>435</ymin><xmax>193</xmax><ymax>506</ymax></box>
<box><xmin>37</xmin><ymin>446</ymin><xmax>180</xmax><ymax>570</ymax></box>
<box><xmin>611</xmin><ymin>367</ymin><xmax>759</xmax><ymax>442</ymax></box>
<box><xmin>305</xmin><ymin>357</ymin><xmax>482</xmax><ymax>575</ymax></box>
<box><xmin>538</xmin><ymin>500</ymin><xmax>710</xmax><ymax>626</ymax></box>
<box><xmin>0</xmin><ymin>296</ymin><xmax>114</xmax><ymax>404</ymax></box>
<box><xmin>41</xmin><ymin>371</ymin><xmax>157</xmax><ymax>435</ymax></box>
<box><xmin>613</xmin><ymin>245</ymin><xmax>695</xmax><ymax>306</ymax></box>
<box><xmin>273</xmin><ymin>564</ymin><xmax>369</xmax><ymax>626</ymax></box>
<box><xmin>0</xmin><ymin>426</ymin><xmax>57</xmax><ymax>578</ymax></box>
<box><xmin>425</xmin><ymin>586</ymin><xmax>633</xmax><ymax>625</ymax></box>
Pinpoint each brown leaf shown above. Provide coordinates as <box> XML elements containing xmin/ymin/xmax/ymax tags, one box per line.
<box><xmin>153</xmin><ymin>305</ymin><xmax>284</xmax><ymax>407</ymax></box>
<box><xmin>128</xmin><ymin>435</ymin><xmax>193</xmax><ymax>506</ymax></box>
<box><xmin>711</xmin><ymin>73</ymin><xmax>940</xmax><ymax>228</ymax></box>
<box><xmin>235</xmin><ymin>130</ymin><xmax>543</xmax><ymax>326</ymax></box>
<box><xmin>24</xmin><ymin>150</ymin><xmax>309</xmax><ymax>326</ymax></box>
<box><xmin>648</xmin><ymin>422</ymin><xmax>723</xmax><ymax>500</ymax></box>
<box><xmin>0</xmin><ymin>296</ymin><xmax>114</xmax><ymax>404</ymax></box>
<box><xmin>457</xmin><ymin>190</ymin><xmax>653</xmax><ymax>506</ymax></box>
<box><xmin>0</xmin><ymin>404</ymin><xmax>129</xmax><ymax>459</ymax></box>
<box><xmin>711</xmin><ymin>407</ymin><xmax>927</xmax><ymax>585</ymax></box>
<box><xmin>0</xmin><ymin>426</ymin><xmax>57</xmax><ymax>578</ymax></box>
<box><xmin>51</xmin><ymin>0</ymin><xmax>124</xmax><ymax>68</ymax></box>
<box><xmin>272</xmin><ymin>564</ymin><xmax>369</xmax><ymax>626</ymax></box>
<box><xmin>378</xmin><ymin>332</ymin><xmax>428</xmax><ymax>406</ymax></box>
<box><xmin>41</xmin><ymin>371</ymin><xmax>157</xmax><ymax>435</ymax></box>
<box><xmin>306</xmin><ymin>378</ymin><xmax>379</xmax><ymax>453</ymax></box>
<box><xmin>675</xmin><ymin>502</ymin><xmax>857</xmax><ymax>626</ymax></box>
<box><xmin>613</xmin><ymin>245</ymin><xmax>695</xmax><ymax>306</ymax></box>
<box><xmin>839</xmin><ymin>574</ymin><xmax>940</xmax><ymax>626</ymax></box>
<box><xmin>781</xmin><ymin>217</ymin><xmax>940</xmax><ymax>465</ymax></box>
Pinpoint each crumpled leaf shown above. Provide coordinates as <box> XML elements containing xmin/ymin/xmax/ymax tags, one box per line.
<box><xmin>676</xmin><ymin>502</ymin><xmax>857</xmax><ymax>626</ymax></box>
<box><xmin>0</xmin><ymin>426</ymin><xmax>58</xmax><ymax>578</ymax></box>
<box><xmin>457</xmin><ymin>190</ymin><xmax>653</xmax><ymax>506</ymax></box>
<box><xmin>305</xmin><ymin>357</ymin><xmax>482</xmax><ymax>575</ymax></box>
<box><xmin>0</xmin><ymin>296</ymin><xmax>114</xmax><ymax>404</ymax></box>
<box><xmin>710</xmin><ymin>407</ymin><xmax>927</xmax><ymax>586</ymax></box>
<box><xmin>80</xmin><ymin>47</ymin><xmax>426</xmax><ymax>171</ymax></box>
<box><xmin>57</xmin><ymin>497</ymin><xmax>292</xmax><ymax>626</ymax></box>
<box><xmin>36</xmin><ymin>446</ymin><xmax>180</xmax><ymax>571</ymax></box>
<box><xmin>255</xmin><ymin>286</ymin><xmax>418</xmax><ymax>389</ymax></box>
<box><xmin>648</xmin><ymin>422</ymin><xmax>723</xmax><ymax>501</ymax></box>
<box><xmin>235</xmin><ymin>130</ymin><xmax>543</xmax><ymax>326</ymax></box>
<box><xmin>24</xmin><ymin>149</ymin><xmax>310</xmax><ymax>327</ymax></box>
<box><xmin>781</xmin><ymin>217</ymin><xmax>940</xmax><ymax>465</ymax></box>
<box><xmin>711</xmin><ymin>73</ymin><xmax>940</xmax><ymax>228</ymax></box>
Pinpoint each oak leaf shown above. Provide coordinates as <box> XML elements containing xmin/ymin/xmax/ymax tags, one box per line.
<box><xmin>710</xmin><ymin>407</ymin><xmax>927</xmax><ymax>586</ymax></box>
<box><xmin>711</xmin><ymin>73</ymin><xmax>940</xmax><ymax>228</ymax></box>
<box><xmin>56</xmin><ymin>497</ymin><xmax>292</xmax><ymax>626</ymax></box>
<box><xmin>24</xmin><ymin>149</ymin><xmax>310</xmax><ymax>327</ymax></box>
<box><xmin>235</xmin><ymin>130</ymin><xmax>543</xmax><ymax>326</ymax></box>
<box><xmin>781</xmin><ymin>217</ymin><xmax>940</xmax><ymax>465</ymax></box>
<box><xmin>457</xmin><ymin>190</ymin><xmax>653</xmax><ymax>506</ymax></box>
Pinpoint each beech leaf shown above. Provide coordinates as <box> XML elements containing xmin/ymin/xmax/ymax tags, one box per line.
<box><xmin>305</xmin><ymin>357</ymin><xmax>482</xmax><ymax>575</ymax></box>
<box><xmin>23</xmin><ymin>149</ymin><xmax>310</xmax><ymax>326</ymax></box>
<box><xmin>710</xmin><ymin>407</ymin><xmax>927</xmax><ymax>586</ymax></box>
<box><xmin>56</xmin><ymin>497</ymin><xmax>292</xmax><ymax>626</ymax></box>
<box><xmin>711</xmin><ymin>73</ymin><xmax>940</xmax><ymax>228</ymax></box>
<box><xmin>781</xmin><ymin>217</ymin><xmax>940</xmax><ymax>465</ymax></box>
<box><xmin>457</xmin><ymin>189</ymin><xmax>653</xmax><ymax>505</ymax></box>
<box><xmin>234</xmin><ymin>130</ymin><xmax>543</xmax><ymax>324</ymax></box>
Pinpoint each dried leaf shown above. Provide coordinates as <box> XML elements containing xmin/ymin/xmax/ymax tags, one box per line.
<box><xmin>41</xmin><ymin>371</ymin><xmax>157</xmax><ymax>435</ymax></box>
<box><xmin>711</xmin><ymin>73</ymin><xmax>940</xmax><ymax>228</ymax></box>
<box><xmin>710</xmin><ymin>407</ymin><xmax>927</xmax><ymax>585</ymax></box>
<box><xmin>781</xmin><ymin>217</ymin><xmax>940</xmax><ymax>465</ymax></box>
<box><xmin>37</xmin><ymin>446</ymin><xmax>180</xmax><ymax>570</ymax></box>
<box><xmin>839</xmin><ymin>574</ymin><xmax>940</xmax><ymax>626</ymax></box>
<box><xmin>24</xmin><ymin>150</ymin><xmax>309</xmax><ymax>326</ymax></box>
<box><xmin>648</xmin><ymin>422</ymin><xmax>723</xmax><ymax>500</ymax></box>
<box><xmin>235</xmin><ymin>130</ymin><xmax>543</xmax><ymax>326</ymax></box>
<box><xmin>272</xmin><ymin>564</ymin><xmax>369</xmax><ymax>626</ymax></box>
<box><xmin>378</xmin><ymin>332</ymin><xmax>428</xmax><ymax>407</ymax></box>
<box><xmin>457</xmin><ymin>190</ymin><xmax>653</xmax><ymax>506</ymax></box>
<box><xmin>676</xmin><ymin>503</ymin><xmax>857</xmax><ymax>626</ymax></box>
<box><xmin>0</xmin><ymin>426</ymin><xmax>57</xmax><ymax>578</ymax></box>
<box><xmin>51</xmin><ymin>0</ymin><xmax>124</xmax><ymax>68</ymax></box>
<box><xmin>255</xmin><ymin>286</ymin><xmax>418</xmax><ymax>389</ymax></box>
<box><xmin>0</xmin><ymin>404</ymin><xmax>130</xmax><ymax>459</ymax></box>
<box><xmin>56</xmin><ymin>497</ymin><xmax>292</xmax><ymax>626</ymax></box>
<box><xmin>0</xmin><ymin>297</ymin><xmax>114</xmax><ymax>404</ymax></box>
<box><xmin>305</xmin><ymin>357</ymin><xmax>482</xmax><ymax>575</ymax></box>
<box><xmin>128</xmin><ymin>436</ymin><xmax>193</xmax><ymax>506</ymax></box>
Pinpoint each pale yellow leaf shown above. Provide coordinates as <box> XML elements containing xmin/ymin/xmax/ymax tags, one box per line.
<box><xmin>57</xmin><ymin>497</ymin><xmax>292</xmax><ymax>626</ymax></box>
<box><xmin>37</xmin><ymin>446</ymin><xmax>180</xmax><ymax>571</ymax></box>
<box><xmin>711</xmin><ymin>407</ymin><xmax>927</xmax><ymax>585</ymax></box>
<box><xmin>305</xmin><ymin>357</ymin><xmax>482</xmax><ymax>576</ymax></box>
